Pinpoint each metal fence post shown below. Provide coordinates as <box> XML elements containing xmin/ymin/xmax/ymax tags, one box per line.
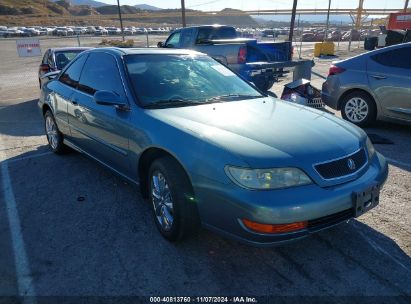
<box><xmin>358</xmin><ymin>23</ymin><xmax>362</xmax><ymax>48</ymax></box>
<box><xmin>77</xmin><ymin>35</ymin><xmax>80</xmax><ymax>46</ymax></box>
<box><xmin>348</xmin><ymin>28</ymin><xmax>353</xmax><ymax>51</ymax></box>
<box><xmin>299</xmin><ymin>24</ymin><xmax>303</xmax><ymax>59</ymax></box>
<box><xmin>146</xmin><ymin>31</ymin><xmax>149</xmax><ymax>47</ymax></box>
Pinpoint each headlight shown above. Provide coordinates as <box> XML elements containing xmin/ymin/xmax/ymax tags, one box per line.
<box><xmin>225</xmin><ymin>166</ymin><xmax>312</xmax><ymax>190</ymax></box>
<box><xmin>366</xmin><ymin>137</ymin><xmax>375</xmax><ymax>160</ymax></box>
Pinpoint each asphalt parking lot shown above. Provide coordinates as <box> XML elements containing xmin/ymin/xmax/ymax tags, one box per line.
<box><xmin>0</xmin><ymin>37</ymin><xmax>410</xmax><ymax>301</ymax></box>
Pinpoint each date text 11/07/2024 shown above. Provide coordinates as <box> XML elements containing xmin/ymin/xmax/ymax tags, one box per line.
<box><xmin>149</xmin><ymin>297</ymin><xmax>257</xmax><ymax>303</ymax></box>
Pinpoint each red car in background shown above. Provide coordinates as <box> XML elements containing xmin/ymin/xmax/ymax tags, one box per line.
<box><xmin>38</xmin><ymin>47</ymin><xmax>92</xmax><ymax>88</ymax></box>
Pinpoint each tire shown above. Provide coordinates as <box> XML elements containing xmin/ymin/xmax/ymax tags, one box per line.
<box><xmin>340</xmin><ymin>91</ymin><xmax>376</xmax><ymax>127</ymax></box>
<box><xmin>44</xmin><ymin>110</ymin><xmax>67</xmax><ymax>154</ymax></box>
<box><xmin>148</xmin><ymin>156</ymin><xmax>200</xmax><ymax>241</ymax></box>
<box><xmin>253</xmin><ymin>78</ymin><xmax>274</xmax><ymax>92</ymax></box>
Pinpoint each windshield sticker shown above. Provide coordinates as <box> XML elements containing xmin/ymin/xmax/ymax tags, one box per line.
<box><xmin>211</xmin><ymin>65</ymin><xmax>235</xmax><ymax>76</ymax></box>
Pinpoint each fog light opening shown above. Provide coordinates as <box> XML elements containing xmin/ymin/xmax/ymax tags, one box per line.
<box><xmin>242</xmin><ymin>219</ymin><xmax>307</xmax><ymax>234</ymax></box>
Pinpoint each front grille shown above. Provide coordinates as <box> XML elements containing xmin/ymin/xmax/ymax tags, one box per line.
<box><xmin>314</xmin><ymin>149</ymin><xmax>367</xmax><ymax>179</ymax></box>
<box><xmin>308</xmin><ymin>209</ymin><xmax>353</xmax><ymax>231</ymax></box>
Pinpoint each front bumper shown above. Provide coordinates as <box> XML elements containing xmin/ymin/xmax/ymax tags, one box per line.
<box><xmin>193</xmin><ymin>152</ymin><xmax>388</xmax><ymax>246</ymax></box>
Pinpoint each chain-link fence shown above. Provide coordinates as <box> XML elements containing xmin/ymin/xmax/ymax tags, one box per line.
<box><xmin>0</xmin><ymin>27</ymin><xmax>373</xmax><ymax>102</ymax></box>
<box><xmin>0</xmin><ymin>33</ymin><xmax>170</xmax><ymax>101</ymax></box>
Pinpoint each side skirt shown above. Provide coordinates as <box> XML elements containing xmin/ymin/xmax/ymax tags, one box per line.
<box><xmin>63</xmin><ymin>138</ymin><xmax>139</xmax><ymax>187</ymax></box>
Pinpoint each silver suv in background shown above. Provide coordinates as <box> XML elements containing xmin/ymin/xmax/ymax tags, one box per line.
<box><xmin>322</xmin><ymin>42</ymin><xmax>411</xmax><ymax>127</ymax></box>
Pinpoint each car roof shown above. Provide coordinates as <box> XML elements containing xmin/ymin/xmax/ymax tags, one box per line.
<box><xmin>49</xmin><ymin>47</ymin><xmax>93</xmax><ymax>52</ymax></box>
<box><xmin>338</xmin><ymin>41</ymin><xmax>411</xmax><ymax>64</ymax></box>
<box><xmin>87</xmin><ymin>47</ymin><xmax>204</xmax><ymax>57</ymax></box>
<box><xmin>179</xmin><ymin>25</ymin><xmax>231</xmax><ymax>30</ymax></box>
<box><xmin>366</xmin><ymin>41</ymin><xmax>411</xmax><ymax>56</ymax></box>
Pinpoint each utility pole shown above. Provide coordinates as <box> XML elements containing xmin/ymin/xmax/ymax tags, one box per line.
<box><xmin>288</xmin><ymin>0</ymin><xmax>298</xmax><ymax>42</ymax></box>
<box><xmin>405</xmin><ymin>0</ymin><xmax>409</xmax><ymax>12</ymax></box>
<box><xmin>117</xmin><ymin>0</ymin><xmax>125</xmax><ymax>41</ymax></box>
<box><xmin>324</xmin><ymin>0</ymin><xmax>331</xmax><ymax>41</ymax></box>
<box><xmin>181</xmin><ymin>0</ymin><xmax>187</xmax><ymax>27</ymax></box>
<box><xmin>355</xmin><ymin>0</ymin><xmax>364</xmax><ymax>30</ymax></box>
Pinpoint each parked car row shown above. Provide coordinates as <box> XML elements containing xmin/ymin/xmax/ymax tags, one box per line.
<box><xmin>0</xmin><ymin>25</ymin><xmax>172</xmax><ymax>38</ymax></box>
<box><xmin>300</xmin><ymin>28</ymin><xmax>381</xmax><ymax>42</ymax></box>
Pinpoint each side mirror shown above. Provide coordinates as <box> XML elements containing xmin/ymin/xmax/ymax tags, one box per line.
<box><xmin>157</xmin><ymin>41</ymin><xmax>164</xmax><ymax>48</ymax></box>
<box><xmin>94</xmin><ymin>91</ymin><xmax>127</xmax><ymax>107</ymax></box>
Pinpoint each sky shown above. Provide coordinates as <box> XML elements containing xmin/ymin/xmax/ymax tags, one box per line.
<box><xmin>102</xmin><ymin>0</ymin><xmax>408</xmax><ymax>11</ymax></box>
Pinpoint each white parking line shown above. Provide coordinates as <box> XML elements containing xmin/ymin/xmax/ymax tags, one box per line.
<box><xmin>0</xmin><ymin>137</ymin><xmax>37</xmax><ymax>303</ymax></box>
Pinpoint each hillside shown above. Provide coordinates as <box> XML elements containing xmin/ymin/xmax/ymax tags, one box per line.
<box><xmin>0</xmin><ymin>0</ymin><xmax>257</xmax><ymax>26</ymax></box>
<box><xmin>0</xmin><ymin>0</ymin><xmax>69</xmax><ymax>15</ymax></box>
<box><xmin>51</xmin><ymin>0</ymin><xmax>106</xmax><ymax>7</ymax></box>
<box><xmin>135</xmin><ymin>4</ymin><xmax>162</xmax><ymax>11</ymax></box>
<box><xmin>96</xmin><ymin>5</ymin><xmax>141</xmax><ymax>15</ymax></box>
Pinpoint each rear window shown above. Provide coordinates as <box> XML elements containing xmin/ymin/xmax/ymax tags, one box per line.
<box><xmin>370</xmin><ymin>47</ymin><xmax>411</xmax><ymax>69</ymax></box>
<box><xmin>55</xmin><ymin>51</ymin><xmax>83</xmax><ymax>69</ymax></box>
<box><xmin>195</xmin><ymin>27</ymin><xmax>237</xmax><ymax>44</ymax></box>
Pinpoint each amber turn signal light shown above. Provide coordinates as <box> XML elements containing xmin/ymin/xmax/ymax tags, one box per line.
<box><xmin>242</xmin><ymin>219</ymin><xmax>307</xmax><ymax>234</ymax></box>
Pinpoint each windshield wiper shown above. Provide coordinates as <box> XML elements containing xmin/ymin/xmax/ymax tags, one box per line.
<box><xmin>144</xmin><ymin>99</ymin><xmax>199</xmax><ymax>108</ymax></box>
<box><xmin>206</xmin><ymin>94</ymin><xmax>263</xmax><ymax>102</ymax></box>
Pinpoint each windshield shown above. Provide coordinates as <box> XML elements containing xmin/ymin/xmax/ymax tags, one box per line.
<box><xmin>125</xmin><ymin>54</ymin><xmax>263</xmax><ymax>108</ymax></box>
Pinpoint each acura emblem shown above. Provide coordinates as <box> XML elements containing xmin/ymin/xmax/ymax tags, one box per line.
<box><xmin>347</xmin><ymin>158</ymin><xmax>356</xmax><ymax>171</ymax></box>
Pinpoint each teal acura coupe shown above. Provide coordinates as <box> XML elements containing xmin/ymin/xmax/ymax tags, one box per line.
<box><xmin>38</xmin><ymin>48</ymin><xmax>388</xmax><ymax>246</ymax></box>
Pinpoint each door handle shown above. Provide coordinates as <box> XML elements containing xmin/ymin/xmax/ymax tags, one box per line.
<box><xmin>370</xmin><ymin>74</ymin><xmax>387</xmax><ymax>80</ymax></box>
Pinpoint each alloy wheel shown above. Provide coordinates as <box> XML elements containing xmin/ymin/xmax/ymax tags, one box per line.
<box><xmin>151</xmin><ymin>171</ymin><xmax>174</xmax><ymax>231</ymax></box>
<box><xmin>45</xmin><ymin>115</ymin><xmax>59</xmax><ymax>149</ymax></box>
<box><xmin>344</xmin><ymin>97</ymin><xmax>369</xmax><ymax>123</ymax></box>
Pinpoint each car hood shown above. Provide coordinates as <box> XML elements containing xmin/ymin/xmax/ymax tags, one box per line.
<box><xmin>147</xmin><ymin>98</ymin><xmax>365</xmax><ymax>175</ymax></box>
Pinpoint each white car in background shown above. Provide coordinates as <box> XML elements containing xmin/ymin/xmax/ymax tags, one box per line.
<box><xmin>73</xmin><ymin>27</ymin><xmax>87</xmax><ymax>35</ymax></box>
<box><xmin>95</xmin><ymin>26</ymin><xmax>108</xmax><ymax>35</ymax></box>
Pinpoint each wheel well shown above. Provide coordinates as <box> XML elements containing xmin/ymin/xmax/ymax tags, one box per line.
<box><xmin>338</xmin><ymin>88</ymin><xmax>376</xmax><ymax>111</ymax></box>
<box><xmin>138</xmin><ymin>148</ymin><xmax>189</xmax><ymax>199</ymax></box>
<box><xmin>42</xmin><ymin>104</ymin><xmax>51</xmax><ymax>116</ymax></box>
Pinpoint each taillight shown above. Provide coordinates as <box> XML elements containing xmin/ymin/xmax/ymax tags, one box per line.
<box><xmin>40</xmin><ymin>64</ymin><xmax>50</xmax><ymax>72</ymax></box>
<box><xmin>238</xmin><ymin>46</ymin><xmax>247</xmax><ymax>64</ymax></box>
<box><xmin>328</xmin><ymin>64</ymin><xmax>345</xmax><ymax>76</ymax></box>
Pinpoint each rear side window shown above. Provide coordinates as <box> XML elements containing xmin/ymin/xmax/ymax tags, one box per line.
<box><xmin>59</xmin><ymin>54</ymin><xmax>87</xmax><ymax>88</ymax></box>
<box><xmin>42</xmin><ymin>50</ymin><xmax>49</xmax><ymax>64</ymax></box>
<box><xmin>47</xmin><ymin>52</ymin><xmax>54</xmax><ymax>67</ymax></box>
<box><xmin>371</xmin><ymin>47</ymin><xmax>411</xmax><ymax>69</ymax></box>
<box><xmin>78</xmin><ymin>52</ymin><xmax>124</xmax><ymax>96</ymax></box>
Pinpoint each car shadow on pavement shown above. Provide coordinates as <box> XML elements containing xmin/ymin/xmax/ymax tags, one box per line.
<box><xmin>364</xmin><ymin>121</ymin><xmax>411</xmax><ymax>173</ymax></box>
<box><xmin>0</xmin><ymin>99</ymin><xmax>43</xmax><ymax>137</ymax></box>
<box><xmin>1</xmin><ymin>148</ymin><xmax>410</xmax><ymax>297</ymax></box>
